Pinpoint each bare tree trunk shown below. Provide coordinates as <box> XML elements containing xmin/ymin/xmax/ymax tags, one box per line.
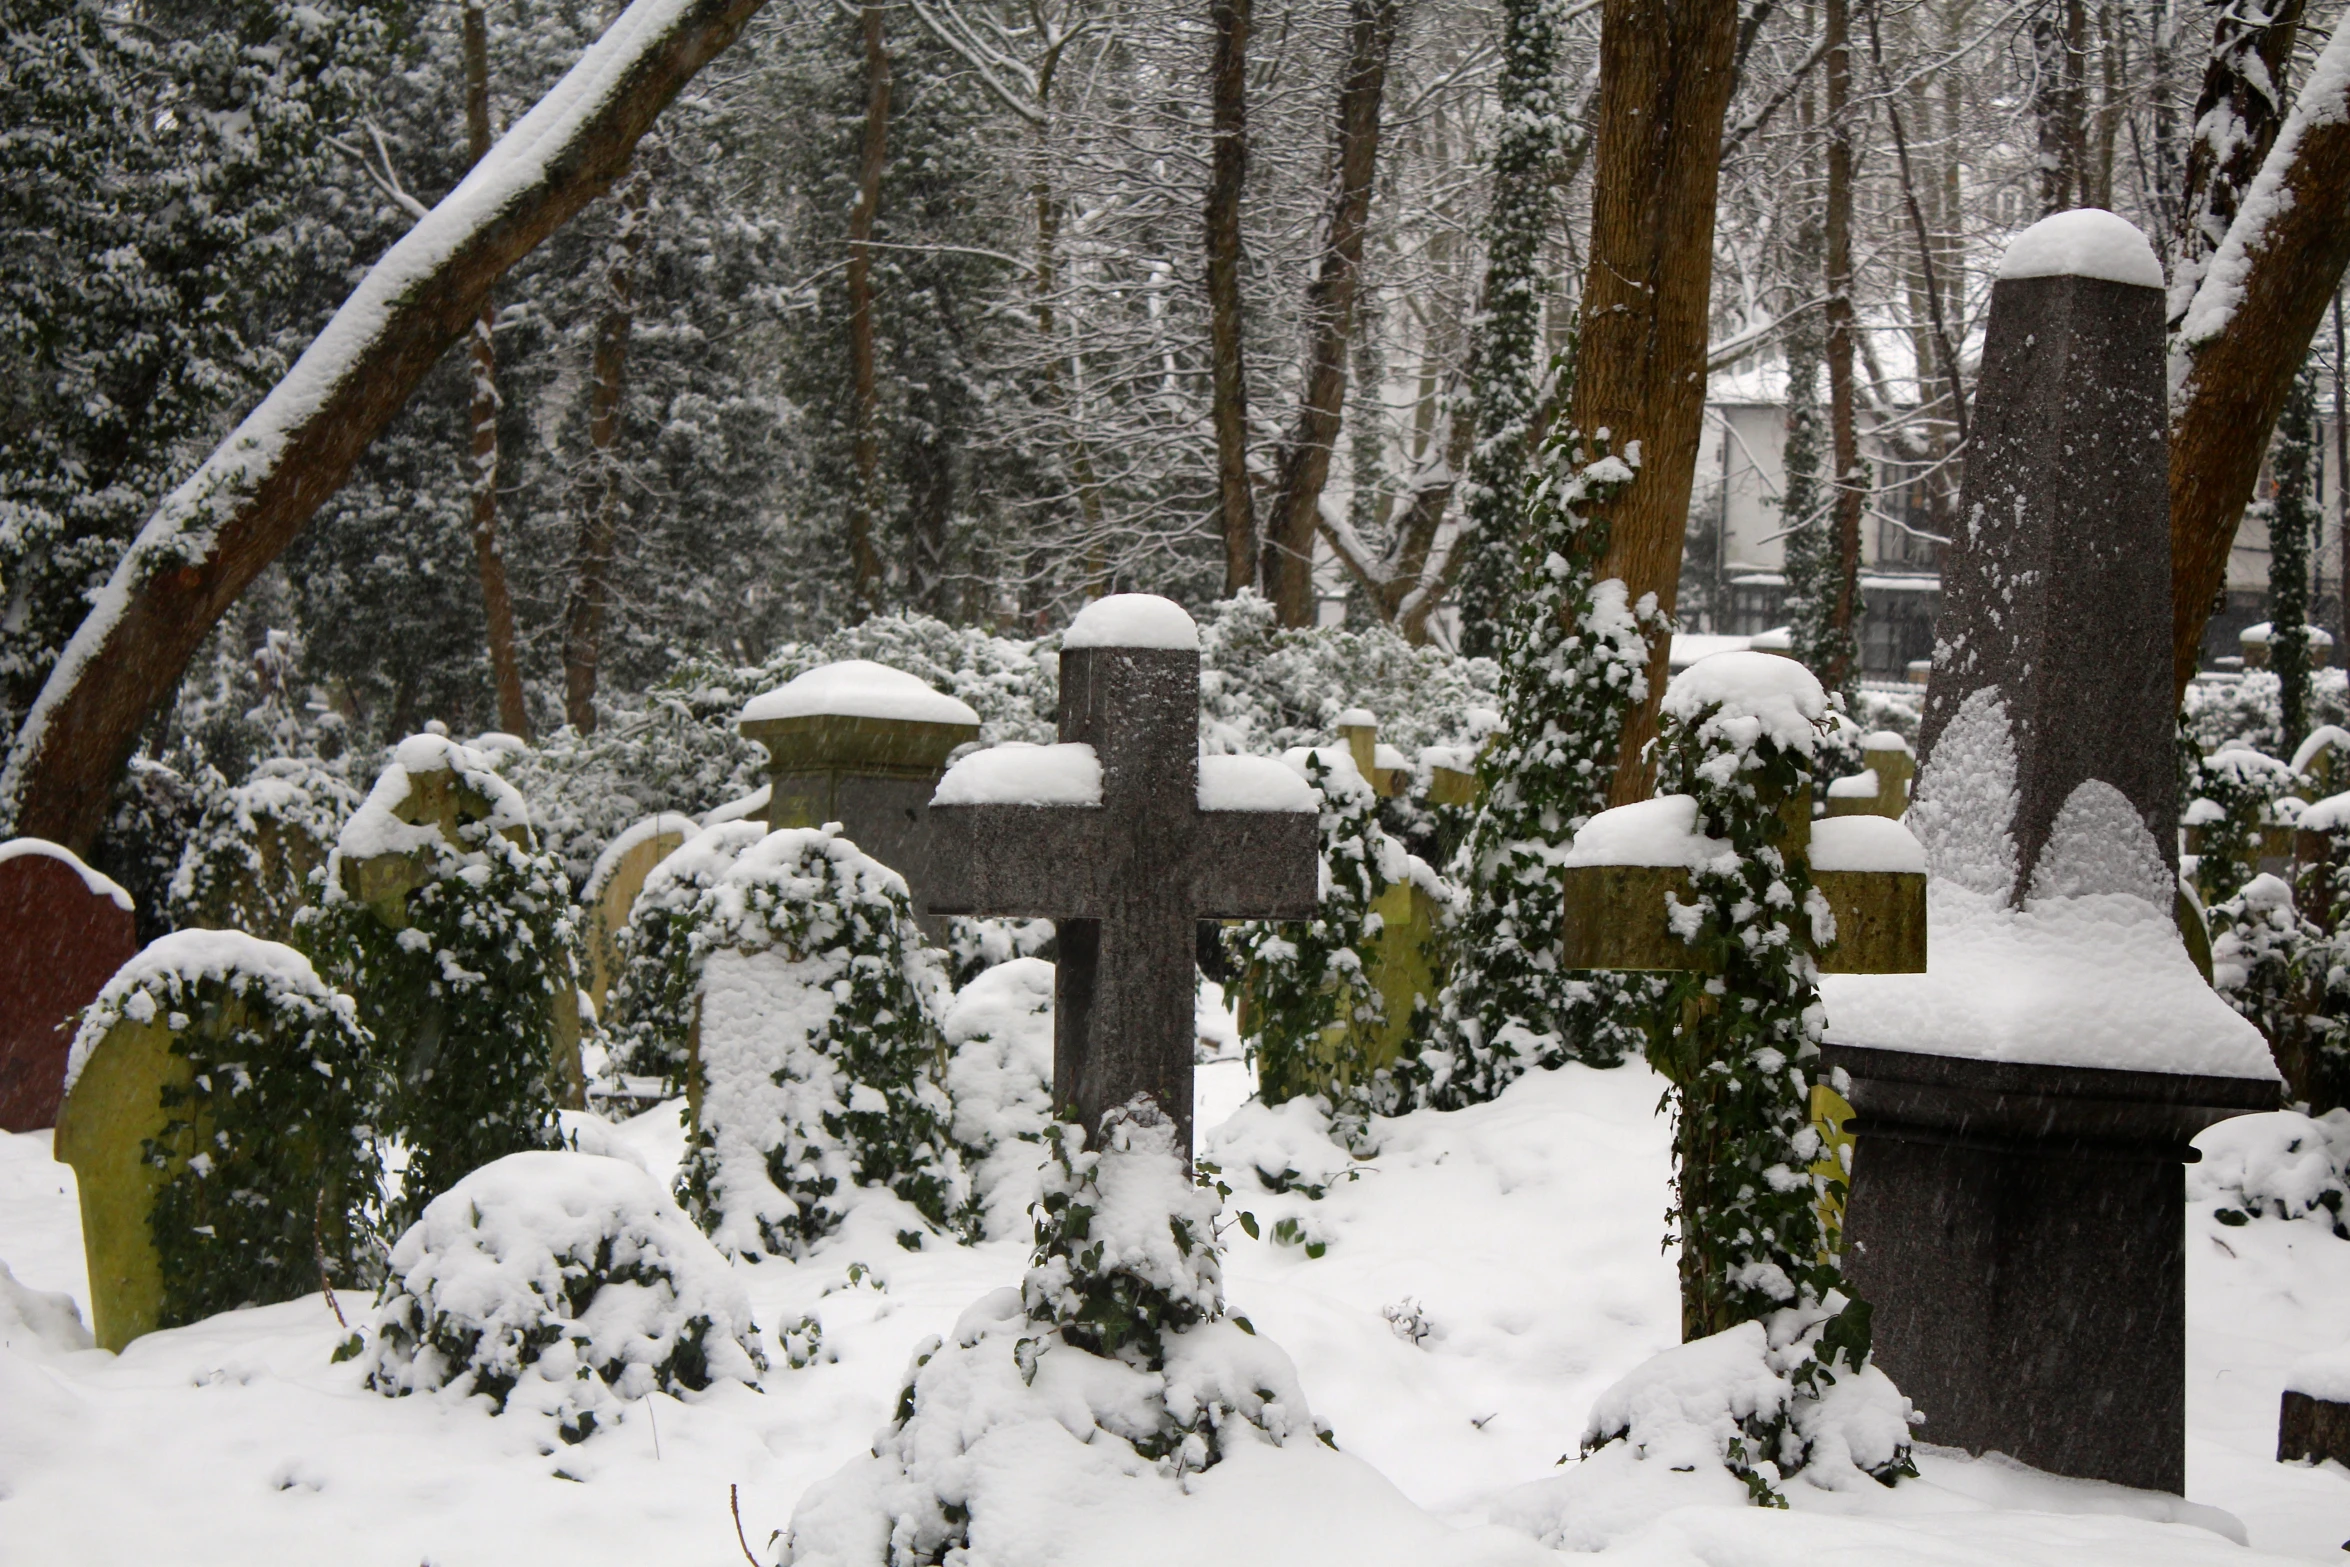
<box><xmin>2169</xmin><ymin>0</ymin><xmax>2305</xmax><ymax>334</ymax></box>
<box><xmin>2170</xmin><ymin>21</ymin><xmax>2350</xmax><ymax>695</ymax></box>
<box><xmin>0</xmin><ymin>0</ymin><xmax>769</xmax><ymax>853</ymax></box>
<box><xmin>560</xmin><ymin>167</ymin><xmax>645</xmax><ymax>736</ymax></box>
<box><xmin>1206</xmin><ymin>0</ymin><xmax>1256</xmax><ymax>596</ymax></box>
<box><xmin>2032</xmin><ymin>0</ymin><xmax>2087</xmax><ymax>214</ymax></box>
<box><xmin>2087</xmin><ymin>0</ymin><xmax>2122</xmax><ymax>209</ymax></box>
<box><xmin>1575</xmin><ymin>0</ymin><xmax>1741</xmax><ymax>807</ymax></box>
<box><xmin>1263</xmin><ymin>0</ymin><xmax>1403</xmax><ymax>626</ymax></box>
<box><xmin>2337</xmin><ymin>291</ymin><xmax>2349</xmax><ymax>653</ymax></box>
<box><xmin>1821</xmin><ymin>0</ymin><xmax>1860</xmax><ymax>692</ymax></box>
<box><xmin>846</xmin><ymin>0</ymin><xmax>892</xmax><ymax>612</ymax></box>
<box><xmin>463</xmin><ymin>1</ymin><xmax>531</xmax><ymax>741</ymax></box>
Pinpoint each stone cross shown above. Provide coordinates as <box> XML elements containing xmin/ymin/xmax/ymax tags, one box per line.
<box><xmin>925</xmin><ymin>595</ymin><xmax>1318</xmax><ymax>1150</ymax></box>
<box><xmin>739</xmin><ymin>660</ymin><xmax>981</xmax><ymax>938</ymax></box>
<box><xmin>1818</xmin><ymin>210</ymin><xmax>2280</xmax><ymax>1495</ymax></box>
<box><xmin>0</xmin><ymin>840</ymin><xmax>137</xmax><ymax>1132</ymax></box>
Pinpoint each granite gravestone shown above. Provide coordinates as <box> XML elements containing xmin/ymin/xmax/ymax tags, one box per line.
<box><xmin>0</xmin><ymin>840</ymin><xmax>138</xmax><ymax>1132</ymax></box>
<box><xmin>924</xmin><ymin>595</ymin><xmax>1319</xmax><ymax>1151</ymax></box>
<box><xmin>1818</xmin><ymin>210</ymin><xmax>2281</xmax><ymax>1495</ymax></box>
<box><xmin>739</xmin><ymin>661</ymin><xmax>981</xmax><ymax>938</ymax></box>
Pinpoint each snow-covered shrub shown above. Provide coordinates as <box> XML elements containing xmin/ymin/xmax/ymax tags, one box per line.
<box><xmin>302</xmin><ymin>736</ymin><xmax>572</xmax><ymax>1224</ymax></box>
<box><xmin>1229</xmin><ymin>747</ymin><xmax>1438</xmax><ymax>1119</ymax></box>
<box><xmin>2184</xmin><ymin>668</ymin><xmax>2350</xmax><ymax>760</ymax></box>
<box><xmin>488</xmin><ymin>698</ymin><xmax>766</xmax><ymax>891</ymax></box>
<box><xmin>168</xmin><ymin>755</ymin><xmax>360</xmax><ymax>940</ymax></box>
<box><xmin>2191</xmin><ymin>1109</ymin><xmax>2350</xmax><ymax>1237</ymax></box>
<box><xmin>671</xmin><ymin>827</ymin><xmax>968</xmax><ymax>1258</ymax></box>
<box><xmin>2210</xmin><ymin>872</ymin><xmax>2314</xmax><ymax>1061</ymax></box>
<box><xmin>67</xmin><ymin>930</ymin><xmax>384</xmax><ymax>1325</ymax></box>
<box><xmin>2282</xmin><ymin>793</ymin><xmax>2350</xmax><ymax>1109</ymax></box>
<box><xmin>942</xmin><ymin>956</ymin><xmax>1057</xmax><ymax>1240</ymax></box>
<box><xmin>0</xmin><ymin>1260</ymin><xmax>93</xmax><ymax>1356</ymax></box>
<box><xmin>943</xmin><ymin>915</ymin><xmax>1057</xmax><ymax>989</ymax></box>
<box><xmin>2185</xmin><ymin>744</ymin><xmax>2296</xmax><ymax>903</ymax></box>
<box><xmin>1578</xmin><ymin>1299</ymin><xmax>1915</xmax><ymax>1505</ymax></box>
<box><xmin>777</xmin><ymin>1098</ymin><xmax>1330</xmax><ymax>1565</ymax></box>
<box><xmin>360</xmin><ymin>1150</ymin><xmax>765</xmax><ymax>1443</ymax></box>
<box><xmin>1416</xmin><ymin>438</ymin><xmax>1663</xmax><ymax>1108</ymax></box>
<box><xmin>603</xmin><ymin>818</ymin><xmax>771</xmax><ymax>1085</ymax></box>
<box><xmin>1201</xmin><ymin>1093</ymin><xmax>1361</xmax><ymax>1202</ymax></box>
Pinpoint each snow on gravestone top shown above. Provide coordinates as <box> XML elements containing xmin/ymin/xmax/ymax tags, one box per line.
<box><xmin>1061</xmin><ymin>592</ymin><xmax>1201</xmax><ymax>650</ymax></box>
<box><xmin>1559</xmin><ymin>795</ymin><xmax>1731</xmax><ymax>869</ymax></box>
<box><xmin>338</xmin><ymin>734</ymin><xmax>533</xmax><ymax>862</ymax></box>
<box><xmin>0</xmin><ymin>839</ymin><xmax>139</xmax><ymax>1132</ymax></box>
<box><xmin>736</xmin><ymin>659</ymin><xmax>981</xmax><ymax>728</ymax></box>
<box><xmin>1659</xmin><ymin>649</ymin><xmax>1829</xmax><ymax>758</ymax></box>
<box><xmin>933</xmin><ymin>742</ymin><xmax>1104</xmax><ymax>806</ymax></box>
<box><xmin>1823</xmin><ymin>211</ymin><xmax>2275</xmax><ymax>1081</ymax></box>
<box><xmin>61</xmin><ymin>928</ymin><xmax>337</xmax><ymax>1096</ymax></box>
<box><xmin>1196</xmin><ymin>754</ymin><xmax>1317</xmax><ymax>813</ymax></box>
<box><xmin>1994</xmin><ymin>207</ymin><xmax>2165</xmax><ymax>287</ymax></box>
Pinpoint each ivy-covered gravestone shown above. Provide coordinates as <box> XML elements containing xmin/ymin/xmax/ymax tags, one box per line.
<box><xmin>304</xmin><ymin>735</ymin><xmax>576</xmax><ymax>1225</ymax></box>
<box><xmin>1818</xmin><ymin>211</ymin><xmax>2282</xmax><ymax>1494</ymax></box>
<box><xmin>167</xmin><ymin>757</ymin><xmax>359</xmax><ymax>943</ymax></box>
<box><xmin>52</xmin><ymin>930</ymin><xmax>380</xmax><ymax>1351</ymax></box>
<box><xmin>0</xmin><ymin>839</ymin><xmax>137</xmax><ymax>1132</ymax></box>
<box><xmin>579</xmin><ymin>812</ymin><xmax>695</xmax><ymax>1012</ymax></box>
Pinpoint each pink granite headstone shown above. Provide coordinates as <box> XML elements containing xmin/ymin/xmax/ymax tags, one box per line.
<box><xmin>0</xmin><ymin>840</ymin><xmax>138</xmax><ymax>1132</ymax></box>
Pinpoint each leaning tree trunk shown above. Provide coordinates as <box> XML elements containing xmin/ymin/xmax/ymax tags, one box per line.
<box><xmin>1206</xmin><ymin>0</ymin><xmax>1256</xmax><ymax>597</ymax></box>
<box><xmin>2170</xmin><ymin>12</ymin><xmax>2350</xmax><ymax>697</ymax></box>
<box><xmin>845</xmin><ymin>0</ymin><xmax>892</xmax><ymax>613</ymax></box>
<box><xmin>1262</xmin><ymin>0</ymin><xmax>1403</xmax><ymax>626</ymax></box>
<box><xmin>2168</xmin><ymin>0</ymin><xmax>2306</xmax><ymax>336</ymax></box>
<box><xmin>0</xmin><ymin>0</ymin><xmax>769</xmax><ymax>853</ymax></box>
<box><xmin>1573</xmin><ymin>0</ymin><xmax>1741</xmax><ymax>807</ymax></box>
<box><xmin>463</xmin><ymin>0</ymin><xmax>531</xmax><ymax>741</ymax></box>
<box><xmin>560</xmin><ymin>166</ymin><xmax>645</xmax><ymax>735</ymax></box>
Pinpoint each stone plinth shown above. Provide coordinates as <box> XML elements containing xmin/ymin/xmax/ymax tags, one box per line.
<box><xmin>1825</xmin><ymin>1043</ymin><xmax>2277</xmax><ymax>1492</ymax></box>
<box><xmin>739</xmin><ymin>662</ymin><xmax>981</xmax><ymax>934</ymax></box>
<box><xmin>0</xmin><ymin>841</ymin><xmax>138</xmax><ymax>1132</ymax></box>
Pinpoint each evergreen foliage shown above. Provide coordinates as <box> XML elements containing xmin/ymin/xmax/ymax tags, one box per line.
<box><xmin>2271</xmin><ymin>363</ymin><xmax>2319</xmax><ymax>752</ymax></box>
<box><xmin>668</xmin><ymin>827</ymin><xmax>968</xmax><ymax>1258</ymax></box>
<box><xmin>72</xmin><ymin>932</ymin><xmax>385</xmax><ymax>1329</ymax></box>
<box><xmin>604</xmin><ymin>817</ymin><xmax>772</xmax><ymax>1086</ymax></box>
<box><xmin>1778</xmin><ymin>323</ymin><xmax>1843</xmax><ymax>686</ymax></box>
<box><xmin>303</xmin><ymin>739</ymin><xmax>572</xmax><ymax>1226</ymax></box>
<box><xmin>1415</xmin><ymin>419</ymin><xmax>1663</xmax><ymax>1108</ymax></box>
<box><xmin>2184</xmin><ymin>743</ymin><xmax>2297</xmax><ymax>905</ymax></box>
<box><xmin>169</xmin><ymin>756</ymin><xmax>361</xmax><ymax>941</ymax></box>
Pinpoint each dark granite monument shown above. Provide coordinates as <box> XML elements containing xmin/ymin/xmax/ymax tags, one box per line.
<box><xmin>1819</xmin><ymin>210</ymin><xmax>2282</xmax><ymax>1494</ymax></box>
<box><xmin>0</xmin><ymin>840</ymin><xmax>138</xmax><ymax>1132</ymax></box>
<box><xmin>924</xmin><ymin>595</ymin><xmax>1318</xmax><ymax>1150</ymax></box>
<box><xmin>739</xmin><ymin>661</ymin><xmax>982</xmax><ymax>937</ymax></box>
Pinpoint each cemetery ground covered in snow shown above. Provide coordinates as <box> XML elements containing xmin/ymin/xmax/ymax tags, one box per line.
<box><xmin>2</xmin><ymin>1040</ymin><xmax>2347</xmax><ymax>1565</ymax></box>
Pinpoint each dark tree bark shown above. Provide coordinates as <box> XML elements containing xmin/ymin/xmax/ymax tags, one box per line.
<box><xmin>0</xmin><ymin>0</ymin><xmax>771</xmax><ymax>852</ymax></box>
<box><xmin>846</xmin><ymin>0</ymin><xmax>892</xmax><ymax>612</ymax></box>
<box><xmin>2170</xmin><ymin>23</ymin><xmax>2350</xmax><ymax>696</ymax></box>
<box><xmin>1206</xmin><ymin>0</ymin><xmax>1257</xmax><ymax>596</ymax></box>
<box><xmin>2032</xmin><ymin>0</ymin><xmax>2087</xmax><ymax>214</ymax></box>
<box><xmin>1821</xmin><ymin>0</ymin><xmax>1860</xmax><ymax>693</ymax></box>
<box><xmin>560</xmin><ymin>166</ymin><xmax>645</xmax><ymax>735</ymax></box>
<box><xmin>1262</xmin><ymin>0</ymin><xmax>1403</xmax><ymax>627</ymax></box>
<box><xmin>1575</xmin><ymin>0</ymin><xmax>1741</xmax><ymax>807</ymax></box>
<box><xmin>2170</xmin><ymin>0</ymin><xmax>2306</xmax><ymax>334</ymax></box>
<box><xmin>463</xmin><ymin>0</ymin><xmax>530</xmax><ymax>742</ymax></box>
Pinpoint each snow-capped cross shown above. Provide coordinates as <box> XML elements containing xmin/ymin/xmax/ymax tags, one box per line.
<box><xmin>924</xmin><ymin>595</ymin><xmax>1319</xmax><ymax>1153</ymax></box>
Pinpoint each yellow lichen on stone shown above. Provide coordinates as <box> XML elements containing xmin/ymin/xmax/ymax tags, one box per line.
<box><xmin>52</xmin><ymin>1014</ymin><xmax>192</xmax><ymax>1353</ymax></box>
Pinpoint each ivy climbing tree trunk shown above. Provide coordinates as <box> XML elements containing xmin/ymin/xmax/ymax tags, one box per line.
<box><xmin>1572</xmin><ymin>0</ymin><xmax>1741</xmax><ymax>807</ymax></box>
<box><xmin>1206</xmin><ymin>0</ymin><xmax>1255</xmax><ymax>597</ymax></box>
<box><xmin>846</xmin><ymin>0</ymin><xmax>892</xmax><ymax>613</ymax></box>
<box><xmin>0</xmin><ymin>0</ymin><xmax>771</xmax><ymax>853</ymax></box>
<box><xmin>561</xmin><ymin>165</ymin><xmax>645</xmax><ymax>736</ymax></box>
<box><xmin>2273</xmin><ymin>366</ymin><xmax>2317</xmax><ymax>752</ymax></box>
<box><xmin>2168</xmin><ymin>0</ymin><xmax>2306</xmax><ymax>337</ymax></box>
<box><xmin>1263</xmin><ymin>0</ymin><xmax>1402</xmax><ymax>627</ymax></box>
<box><xmin>463</xmin><ymin>0</ymin><xmax>530</xmax><ymax>742</ymax></box>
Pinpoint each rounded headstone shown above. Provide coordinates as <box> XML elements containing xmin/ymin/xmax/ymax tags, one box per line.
<box><xmin>0</xmin><ymin>841</ymin><xmax>137</xmax><ymax>1132</ymax></box>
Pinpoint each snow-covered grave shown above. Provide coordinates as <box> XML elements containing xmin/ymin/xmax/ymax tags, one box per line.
<box><xmin>924</xmin><ymin>593</ymin><xmax>1320</xmax><ymax>1149</ymax></box>
<box><xmin>1818</xmin><ymin>209</ymin><xmax>2283</xmax><ymax>1494</ymax></box>
<box><xmin>1824</xmin><ymin>730</ymin><xmax>1916</xmax><ymax>820</ymax></box>
<box><xmin>0</xmin><ymin>838</ymin><xmax>136</xmax><ymax>1132</ymax></box>
<box><xmin>738</xmin><ymin>660</ymin><xmax>981</xmax><ymax>936</ymax></box>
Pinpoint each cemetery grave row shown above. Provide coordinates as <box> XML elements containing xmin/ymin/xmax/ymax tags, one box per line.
<box><xmin>0</xmin><ymin>213</ymin><xmax>2344</xmax><ymax>1536</ymax></box>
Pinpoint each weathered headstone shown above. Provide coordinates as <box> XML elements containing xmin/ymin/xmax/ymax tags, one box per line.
<box><xmin>1817</xmin><ymin>210</ymin><xmax>2281</xmax><ymax>1494</ymax></box>
<box><xmin>739</xmin><ymin>661</ymin><xmax>981</xmax><ymax>936</ymax></box>
<box><xmin>2278</xmin><ymin>1344</ymin><xmax>2350</xmax><ymax>1467</ymax></box>
<box><xmin>580</xmin><ymin>812</ymin><xmax>696</xmax><ymax>1010</ymax></box>
<box><xmin>1333</xmin><ymin>709</ymin><xmax>1408</xmax><ymax>798</ymax></box>
<box><xmin>1824</xmin><ymin>732</ymin><xmax>1915</xmax><ymax>819</ymax></box>
<box><xmin>925</xmin><ymin>595</ymin><xmax>1319</xmax><ymax>1149</ymax></box>
<box><xmin>0</xmin><ymin>840</ymin><xmax>138</xmax><ymax>1132</ymax></box>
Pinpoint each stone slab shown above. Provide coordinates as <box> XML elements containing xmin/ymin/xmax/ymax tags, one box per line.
<box><xmin>0</xmin><ymin>849</ymin><xmax>139</xmax><ymax>1132</ymax></box>
<box><xmin>1558</xmin><ymin>863</ymin><xmax>1925</xmax><ymax>975</ymax></box>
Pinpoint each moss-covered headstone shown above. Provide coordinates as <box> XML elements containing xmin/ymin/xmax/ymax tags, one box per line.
<box><xmin>53</xmin><ymin>930</ymin><xmax>380</xmax><ymax>1351</ymax></box>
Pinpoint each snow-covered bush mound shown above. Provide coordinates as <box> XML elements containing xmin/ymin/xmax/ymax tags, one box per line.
<box><xmin>1201</xmin><ymin>1094</ymin><xmax>1361</xmax><ymax>1200</ymax></box>
<box><xmin>1570</xmin><ymin>1298</ymin><xmax>1915</xmax><ymax>1506</ymax></box>
<box><xmin>604</xmin><ymin>817</ymin><xmax>770</xmax><ymax>1084</ymax></box>
<box><xmin>0</xmin><ymin>1259</ymin><xmax>93</xmax><ymax>1357</ymax></box>
<box><xmin>778</xmin><ymin>1099</ymin><xmax>1334</xmax><ymax>1565</ymax></box>
<box><xmin>167</xmin><ymin>754</ymin><xmax>360</xmax><ymax>940</ymax></box>
<box><xmin>2191</xmin><ymin>1109</ymin><xmax>2350</xmax><ymax>1237</ymax></box>
<box><xmin>671</xmin><ymin>826</ymin><xmax>967</xmax><ymax>1258</ymax></box>
<box><xmin>942</xmin><ymin>956</ymin><xmax>1057</xmax><ymax>1240</ymax></box>
<box><xmin>361</xmin><ymin>1150</ymin><xmax>764</xmax><ymax>1443</ymax></box>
